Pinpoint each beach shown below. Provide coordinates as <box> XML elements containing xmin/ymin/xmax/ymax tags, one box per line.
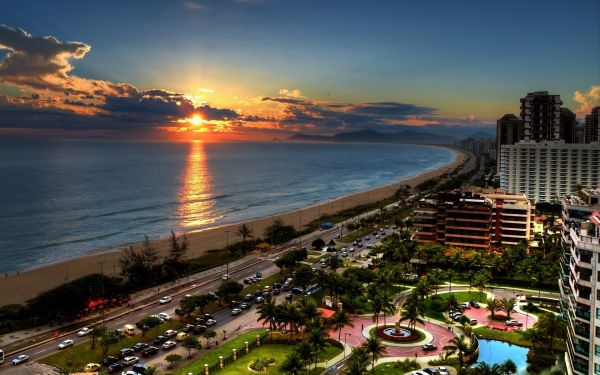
<box><xmin>0</xmin><ymin>147</ymin><xmax>467</xmax><ymax>306</ymax></box>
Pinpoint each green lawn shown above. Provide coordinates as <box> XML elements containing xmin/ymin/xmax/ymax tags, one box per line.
<box><xmin>177</xmin><ymin>333</ymin><xmax>341</xmax><ymax>375</ymax></box>
<box><xmin>374</xmin><ymin>361</ymin><xmax>421</xmax><ymax>374</ymax></box>
<box><xmin>41</xmin><ymin>320</ymin><xmax>183</xmax><ymax>371</ymax></box>
<box><xmin>424</xmin><ymin>292</ymin><xmax>487</xmax><ymax>320</ymax></box>
<box><xmin>176</xmin><ymin>329</ymin><xmax>267</xmax><ymax>374</ymax></box>
<box><xmin>473</xmin><ymin>327</ymin><xmax>566</xmax><ymax>352</ymax></box>
<box><xmin>438</xmin><ymin>291</ymin><xmax>488</xmax><ymax>303</ymax></box>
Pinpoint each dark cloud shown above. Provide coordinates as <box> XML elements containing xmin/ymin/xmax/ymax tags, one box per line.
<box><xmin>262</xmin><ymin>96</ymin><xmax>307</xmax><ymax>105</ymax></box>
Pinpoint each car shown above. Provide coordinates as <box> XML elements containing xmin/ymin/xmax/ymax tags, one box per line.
<box><xmin>423</xmin><ymin>368</ymin><xmax>440</xmax><ymax>375</ymax></box>
<box><xmin>159</xmin><ymin>296</ymin><xmax>172</xmax><ymax>304</ymax></box>
<box><xmin>118</xmin><ymin>348</ymin><xmax>135</xmax><ymax>358</ymax></box>
<box><xmin>106</xmin><ymin>362</ymin><xmax>123</xmax><ymax>374</ymax></box>
<box><xmin>222</xmin><ymin>274</ymin><xmax>230</xmax><ymax>280</ymax></box>
<box><xmin>121</xmin><ymin>356</ymin><xmax>140</xmax><ymax>366</ymax></box>
<box><xmin>180</xmin><ymin>294</ymin><xmax>192</xmax><ymax>302</ymax></box>
<box><xmin>291</xmin><ymin>287</ymin><xmax>303</xmax><ymax>295</ymax></box>
<box><xmin>176</xmin><ymin>332</ymin><xmax>189</xmax><ymax>341</ymax></box>
<box><xmin>438</xmin><ymin>367</ymin><xmax>449</xmax><ymax>375</ymax></box>
<box><xmin>366</xmin><ymin>244</ymin><xmax>375</xmax><ymax>248</ymax></box>
<box><xmin>273</xmin><ymin>282</ymin><xmax>282</xmax><ymax>289</ymax></box>
<box><xmin>150</xmin><ymin>314</ymin><xmax>164</xmax><ymax>323</ymax></box>
<box><xmin>240</xmin><ymin>302</ymin><xmax>250</xmax><ymax>309</ymax></box>
<box><xmin>122</xmin><ymin>371</ymin><xmax>140</xmax><ymax>375</ymax></box>
<box><xmin>256</xmin><ymin>296</ymin><xmax>265</xmax><ymax>303</ymax></box>
<box><xmin>194</xmin><ymin>317</ymin><xmax>206</xmax><ymax>325</ymax></box>
<box><xmin>243</xmin><ymin>294</ymin><xmax>254</xmax><ymax>301</ymax></box>
<box><xmin>285</xmin><ymin>293</ymin><xmax>293</xmax><ymax>301</ymax></box>
<box><xmin>141</xmin><ymin>346</ymin><xmax>159</xmax><ymax>358</ymax></box>
<box><xmin>58</xmin><ymin>339</ymin><xmax>74</xmax><ymax>349</ymax></box>
<box><xmin>506</xmin><ymin>319</ymin><xmax>523</xmax><ymax>326</ymax></box>
<box><xmin>78</xmin><ymin>327</ymin><xmax>92</xmax><ymax>336</ymax></box>
<box><xmin>135</xmin><ymin>321</ymin><xmax>150</xmax><ymax>330</ymax></box>
<box><xmin>348</xmin><ymin>247</ymin><xmax>355</xmax><ymax>252</ymax></box>
<box><xmin>162</xmin><ymin>341</ymin><xmax>176</xmax><ymax>350</ymax></box>
<box><xmin>153</xmin><ymin>335</ymin><xmax>167</xmax><ymax>345</ymax></box>
<box><xmin>469</xmin><ymin>318</ymin><xmax>478</xmax><ymax>325</ymax></box>
<box><xmin>203</xmin><ymin>313</ymin><xmax>214</xmax><ymax>320</ymax></box>
<box><xmin>422</xmin><ymin>343</ymin><xmax>437</xmax><ymax>351</ymax></box>
<box><xmin>83</xmin><ymin>363</ymin><xmax>101</xmax><ymax>372</ymax></box>
<box><xmin>183</xmin><ymin>324</ymin><xmax>195</xmax><ymax>333</ymax></box>
<box><xmin>205</xmin><ymin>319</ymin><xmax>217</xmax><ymax>326</ymax></box>
<box><xmin>11</xmin><ymin>355</ymin><xmax>29</xmax><ymax>366</ymax></box>
<box><xmin>272</xmin><ymin>288</ymin><xmax>281</xmax><ymax>295</ymax></box>
<box><xmin>164</xmin><ymin>329</ymin><xmax>178</xmax><ymax>338</ymax></box>
<box><xmin>230</xmin><ymin>300</ymin><xmax>240</xmax><ymax>307</ymax></box>
<box><xmin>133</xmin><ymin>342</ymin><xmax>148</xmax><ymax>352</ymax></box>
<box><xmin>375</xmin><ymin>235</ymin><xmax>380</xmax><ymax>239</ymax></box>
<box><xmin>459</xmin><ymin>302</ymin><xmax>471</xmax><ymax>310</ymax></box>
<box><xmin>102</xmin><ymin>356</ymin><xmax>119</xmax><ymax>366</ymax></box>
<box><xmin>132</xmin><ymin>364</ymin><xmax>149</xmax><ymax>375</ymax></box>
<box><xmin>470</xmin><ymin>300</ymin><xmax>480</xmax><ymax>308</ymax></box>
<box><xmin>192</xmin><ymin>325</ymin><xmax>207</xmax><ymax>335</ymax></box>
<box><xmin>341</xmin><ymin>251</ymin><xmax>348</xmax><ymax>257</ymax></box>
<box><xmin>365</xmin><ymin>236</ymin><xmax>370</xmax><ymax>240</ymax></box>
<box><xmin>410</xmin><ymin>372</ymin><xmax>428</xmax><ymax>375</ymax></box>
<box><xmin>320</xmin><ymin>258</ymin><xmax>327</xmax><ymax>264</ymax></box>
<box><xmin>243</xmin><ymin>278</ymin><xmax>251</xmax><ymax>284</ymax></box>
<box><xmin>158</xmin><ymin>312</ymin><xmax>171</xmax><ymax>321</ymax></box>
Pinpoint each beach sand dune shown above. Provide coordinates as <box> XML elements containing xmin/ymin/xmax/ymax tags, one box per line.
<box><xmin>0</xmin><ymin>148</ymin><xmax>467</xmax><ymax>306</ymax></box>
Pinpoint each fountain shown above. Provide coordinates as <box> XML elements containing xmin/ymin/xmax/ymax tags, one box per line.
<box><xmin>375</xmin><ymin>320</ymin><xmax>420</xmax><ymax>342</ymax></box>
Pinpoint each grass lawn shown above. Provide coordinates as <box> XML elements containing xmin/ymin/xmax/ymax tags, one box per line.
<box><xmin>424</xmin><ymin>292</ymin><xmax>487</xmax><ymax>320</ymax></box>
<box><xmin>473</xmin><ymin>327</ymin><xmax>531</xmax><ymax>347</ymax></box>
<box><xmin>176</xmin><ymin>329</ymin><xmax>267</xmax><ymax>374</ymax></box>
<box><xmin>177</xmin><ymin>335</ymin><xmax>340</xmax><ymax>375</ymax></box>
<box><xmin>374</xmin><ymin>361</ymin><xmax>420</xmax><ymax>374</ymax></box>
<box><xmin>41</xmin><ymin>320</ymin><xmax>183</xmax><ymax>371</ymax></box>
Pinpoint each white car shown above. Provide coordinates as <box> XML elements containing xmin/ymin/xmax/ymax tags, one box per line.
<box><xmin>77</xmin><ymin>327</ymin><xmax>92</xmax><ymax>336</ymax></box>
<box><xmin>158</xmin><ymin>312</ymin><xmax>172</xmax><ymax>321</ymax></box>
<box><xmin>162</xmin><ymin>341</ymin><xmax>176</xmax><ymax>350</ymax></box>
<box><xmin>469</xmin><ymin>318</ymin><xmax>478</xmax><ymax>325</ymax></box>
<box><xmin>122</xmin><ymin>371</ymin><xmax>140</xmax><ymax>375</ymax></box>
<box><xmin>11</xmin><ymin>355</ymin><xmax>29</xmax><ymax>365</ymax></box>
<box><xmin>159</xmin><ymin>296</ymin><xmax>172</xmax><ymax>304</ymax></box>
<box><xmin>58</xmin><ymin>339</ymin><xmax>74</xmax><ymax>349</ymax></box>
<box><xmin>121</xmin><ymin>356</ymin><xmax>139</xmax><ymax>366</ymax></box>
<box><xmin>506</xmin><ymin>319</ymin><xmax>523</xmax><ymax>326</ymax></box>
<box><xmin>231</xmin><ymin>308</ymin><xmax>242</xmax><ymax>315</ymax></box>
<box><xmin>164</xmin><ymin>329</ymin><xmax>178</xmax><ymax>338</ymax></box>
<box><xmin>205</xmin><ymin>319</ymin><xmax>217</xmax><ymax>326</ymax></box>
<box><xmin>222</xmin><ymin>274</ymin><xmax>230</xmax><ymax>280</ymax></box>
<box><xmin>439</xmin><ymin>367</ymin><xmax>449</xmax><ymax>375</ymax></box>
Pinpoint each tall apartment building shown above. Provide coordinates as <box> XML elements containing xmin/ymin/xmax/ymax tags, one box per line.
<box><xmin>414</xmin><ymin>187</ymin><xmax>533</xmax><ymax>250</ymax></box>
<box><xmin>496</xmin><ymin>114</ymin><xmax>524</xmax><ymax>170</ymax></box>
<box><xmin>561</xmin><ymin>108</ymin><xmax>577</xmax><ymax>144</ymax></box>
<box><xmin>520</xmin><ymin>91</ymin><xmax>562</xmax><ymax>142</ymax></box>
<box><xmin>559</xmin><ymin>188</ymin><xmax>600</xmax><ymax>375</ymax></box>
<box><xmin>585</xmin><ymin>106</ymin><xmax>600</xmax><ymax>144</ymax></box>
<box><xmin>499</xmin><ymin>141</ymin><xmax>600</xmax><ymax>202</ymax></box>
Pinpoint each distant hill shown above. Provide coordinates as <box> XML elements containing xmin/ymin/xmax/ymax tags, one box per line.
<box><xmin>287</xmin><ymin>128</ymin><xmax>457</xmax><ymax>145</ymax></box>
<box><xmin>467</xmin><ymin>131</ymin><xmax>495</xmax><ymax>139</ymax></box>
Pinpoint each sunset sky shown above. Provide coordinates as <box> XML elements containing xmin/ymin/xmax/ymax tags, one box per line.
<box><xmin>1</xmin><ymin>0</ymin><xmax>599</xmax><ymax>140</ymax></box>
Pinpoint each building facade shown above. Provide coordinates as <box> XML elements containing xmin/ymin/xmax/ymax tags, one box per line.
<box><xmin>414</xmin><ymin>187</ymin><xmax>533</xmax><ymax>250</ymax></box>
<box><xmin>561</xmin><ymin>108</ymin><xmax>577</xmax><ymax>144</ymax></box>
<box><xmin>520</xmin><ymin>91</ymin><xmax>562</xmax><ymax>142</ymax></box>
<box><xmin>496</xmin><ymin>114</ymin><xmax>524</xmax><ymax>170</ymax></box>
<box><xmin>499</xmin><ymin>141</ymin><xmax>600</xmax><ymax>202</ymax></box>
<box><xmin>585</xmin><ymin>106</ymin><xmax>600</xmax><ymax>144</ymax></box>
<box><xmin>560</xmin><ymin>189</ymin><xmax>600</xmax><ymax>375</ymax></box>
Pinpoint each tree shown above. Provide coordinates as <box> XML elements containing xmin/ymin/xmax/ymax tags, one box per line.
<box><xmin>363</xmin><ymin>336</ymin><xmax>386</xmax><ymax>373</ymax></box>
<box><xmin>399</xmin><ymin>294</ymin><xmax>424</xmax><ymax>330</ymax></box>
<box><xmin>293</xmin><ymin>265</ymin><xmax>314</xmax><ymax>292</ymax></box>
<box><xmin>446</xmin><ymin>293</ymin><xmax>460</xmax><ymax>315</ymax></box>
<box><xmin>217</xmin><ymin>280</ymin><xmax>243</xmax><ymax>303</ymax></box>
<box><xmin>264</xmin><ymin>219</ymin><xmax>298</xmax><ymax>245</ymax></box>
<box><xmin>100</xmin><ymin>331</ymin><xmax>119</xmax><ymax>355</ymax></box>
<box><xmin>486</xmin><ymin>298</ymin><xmax>499</xmax><ymax>319</ymax></box>
<box><xmin>236</xmin><ymin>224</ymin><xmax>252</xmax><ymax>253</ymax></box>
<box><xmin>281</xmin><ymin>352</ymin><xmax>304</xmax><ymax>375</ymax></box>
<box><xmin>119</xmin><ymin>236</ymin><xmax>159</xmax><ymax>287</ymax></box>
<box><xmin>332</xmin><ymin>310</ymin><xmax>355</xmax><ymax>341</ymax></box>
<box><xmin>307</xmin><ymin>326</ymin><xmax>328</xmax><ymax>368</ymax></box>
<box><xmin>296</xmin><ymin>341</ymin><xmax>313</xmax><ymax>371</ymax></box>
<box><xmin>346</xmin><ymin>347</ymin><xmax>369</xmax><ymax>375</ymax></box>
<box><xmin>165</xmin><ymin>354</ymin><xmax>182</xmax><ymax>369</ymax></box>
<box><xmin>203</xmin><ymin>329</ymin><xmax>217</xmax><ymax>346</ymax></box>
<box><xmin>256</xmin><ymin>295</ymin><xmax>278</xmax><ymax>331</ymax></box>
<box><xmin>312</xmin><ymin>238</ymin><xmax>325</xmax><ymax>249</ymax></box>
<box><xmin>329</xmin><ymin>256</ymin><xmax>343</xmax><ymax>271</ymax></box>
<box><xmin>535</xmin><ymin>313</ymin><xmax>567</xmax><ymax>350</ymax></box>
<box><xmin>446</xmin><ymin>269</ymin><xmax>457</xmax><ymax>293</ymax></box>
<box><xmin>164</xmin><ymin>230</ymin><xmax>188</xmax><ymax>274</ymax></box>
<box><xmin>473</xmin><ymin>270</ymin><xmax>491</xmax><ymax>298</ymax></box>
<box><xmin>498</xmin><ymin>297</ymin><xmax>517</xmax><ymax>319</ymax></box>
<box><xmin>428</xmin><ymin>268</ymin><xmax>445</xmax><ymax>294</ymax></box>
<box><xmin>90</xmin><ymin>326</ymin><xmax>106</xmax><ymax>350</ymax></box>
<box><xmin>443</xmin><ymin>335</ymin><xmax>471</xmax><ymax>370</ymax></box>
<box><xmin>182</xmin><ymin>336</ymin><xmax>202</xmax><ymax>358</ymax></box>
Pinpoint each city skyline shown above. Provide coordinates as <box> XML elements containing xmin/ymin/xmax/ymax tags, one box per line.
<box><xmin>0</xmin><ymin>0</ymin><xmax>599</xmax><ymax>140</ymax></box>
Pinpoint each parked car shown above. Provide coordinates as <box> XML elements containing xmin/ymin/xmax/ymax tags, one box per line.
<box><xmin>411</xmin><ymin>372</ymin><xmax>428</xmax><ymax>375</ymax></box>
<box><xmin>422</xmin><ymin>344</ymin><xmax>437</xmax><ymax>351</ymax></box>
<box><xmin>183</xmin><ymin>324</ymin><xmax>195</xmax><ymax>333</ymax></box>
<box><xmin>121</xmin><ymin>356</ymin><xmax>139</xmax><ymax>366</ymax></box>
<box><xmin>162</xmin><ymin>341</ymin><xmax>176</xmax><ymax>350</ymax></box>
<box><xmin>469</xmin><ymin>300</ymin><xmax>480</xmax><ymax>308</ymax></box>
<box><xmin>222</xmin><ymin>274</ymin><xmax>230</xmax><ymax>280</ymax></box>
<box><xmin>256</xmin><ymin>296</ymin><xmax>265</xmax><ymax>303</ymax></box>
<box><xmin>291</xmin><ymin>287</ymin><xmax>303</xmax><ymax>295</ymax></box>
<box><xmin>11</xmin><ymin>355</ymin><xmax>29</xmax><ymax>366</ymax></box>
<box><xmin>153</xmin><ymin>335</ymin><xmax>167</xmax><ymax>345</ymax></box>
<box><xmin>158</xmin><ymin>296</ymin><xmax>172</xmax><ymax>304</ymax></box>
<box><xmin>58</xmin><ymin>339</ymin><xmax>74</xmax><ymax>349</ymax></box>
<box><xmin>231</xmin><ymin>308</ymin><xmax>242</xmax><ymax>315</ymax></box>
<box><xmin>469</xmin><ymin>318</ymin><xmax>478</xmax><ymax>325</ymax></box>
<box><xmin>438</xmin><ymin>367</ymin><xmax>449</xmax><ymax>375</ymax></box>
<box><xmin>240</xmin><ymin>302</ymin><xmax>250</xmax><ymax>309</ymax></box>
<box><xmin>118</xmin><ymin>348</ymin><xmax>134</xmax><ymax>359</ymax></box>
<box><xmin>83</xmin><ymin>363</ymin><xmax>101</xmax><ymax>372</ymax></box>
<box><xmin>133</xmin><ymin>342</ymin><xmax>148</xmax><ymax>352</ymax></box>
<box><xmin>192</xmin><ymin>325</ymin><xmax>207</xmax><ymax>335</ymax></box>
<box><xmin>77</xmin><ymin>327</ymin><xmax>92</xmax><ymax>336</ymax></box>
<box><xmin>158</xmin><ymin>312</ymin><xmax>171</xmax><ymax>321</ymax></box>
<box><xmin>205</xmin><ymin>319</ymin><xmax>217</xmax><ymax>326</ymax></box>
<box><xmin>285</xmin><ymin>293</ymin><xmax>293</xmax><ymax>301</ymax></box>
<box><xmin>459</xmin><ymin>302</ymin><xmax>471</xmax><ymax>310</ymax></box>
<box><xmin>132</xmin><ymin>364</ymin><xmax>149</xmax><ymax>375</ymax></box>
<box><xmin>164</xmin><ymin>329</ymin><xmax>178</xmax><ymax>338</ymax></box>
<box><xmin>180</xmin><ymin>294</ymin><xmax>192</xmax><ymax>302</ymax></box>
<box><xmin>506</xmin><ymin>319</ymin><xmax>523</xmax><ymax>326</ymax></box>
<box><xmin>243</xmin><ymin>294</ymin><xmax>254</xmax><ymax>302</ymax></box>
<box><xmin>102</xmin><ymin>356</ymin><xmax>119</xmax><ymax>366</ymax></box>
<box><xmin>423</xmin><ymin>368</ymin><xmax>440</xmax><ymax>375</ymax></box>
<box><xmin>272</xmin><ymin>288</ymin><xmax>281</xmax><ymax>295</ymax></box>
<box><xmin>176</xmin><ymin>332</ymin><xmax>189</xmax><ymax>341</ymax></box>
<box><xmin>141</xmin><ymin>346</ymin><xmax>159</xmax><ymax>358</ymax></box>
<box><xmin>122</xmin><ymin>371</ymin><xmax>140</xmax><ymax>375</ymax></box>
<box><xmin>106</xmin><ymin>362</ymin><xmax>123</xmax><ymax>374</ymax></box>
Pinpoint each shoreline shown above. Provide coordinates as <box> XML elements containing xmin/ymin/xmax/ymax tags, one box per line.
<box><xmin>0</xmin><ymin>146</ymin><xmax>468</xmax><ymax>306</ymax></box>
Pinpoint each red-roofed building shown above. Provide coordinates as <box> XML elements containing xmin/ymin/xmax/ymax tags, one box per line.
<box><xmin>317</xmin><ymin>308</ymin><xmax>336</xmax><ymax>321</ymax></box>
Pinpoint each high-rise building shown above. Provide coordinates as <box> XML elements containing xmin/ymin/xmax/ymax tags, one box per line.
<box><xmin>560</xmin><ymin>108</ymin><xmax>577</xmax><ymax>144</ymax></box>
<box><xmin>520</xmin><ymin>91</ymin><xmax>562</xmax><ymax>142</ymax></box>
<box><xmin>414</xmin><ymin>187</ymin><xmax>533</xmax><ymax>249</ymax></box>
<box><xmin>499</xmin><ymin>141</ymin><xmax>600</xmax><ymax>202</ymax></box>
<box><xmin>496</xmin><ymin>114</ymin><xmax>523</xmax><ymax>169</ymax></box>
<box><xmin>559</xmin><ymin>188</ymin><xmax>600</xmax><ymax>375</ymax></box>
<box><xmin>585</xmin><ymin>106</ymin><xmax>600</xmax><ymax>144</ymax></box>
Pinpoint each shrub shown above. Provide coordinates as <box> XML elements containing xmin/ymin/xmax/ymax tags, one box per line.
<box><xmin>394</xmin><ymin>358</ymin><xmax>420</xmax><ymax>372</ymax></box>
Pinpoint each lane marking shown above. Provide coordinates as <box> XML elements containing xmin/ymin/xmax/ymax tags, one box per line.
<box><xmin>32</xmin><ymin>349</ymin><xmax>47</xmax><ymax>355</ymax></box>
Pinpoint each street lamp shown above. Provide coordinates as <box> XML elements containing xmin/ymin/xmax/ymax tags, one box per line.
<box><xmin>225</xmin><ymin>230</ymin><xmax>230</xmax><ymax>277</ymax></box>
<box><xmin>343</xmin><ymin>332</ymin><xmax>352</xmax><ymax>358</ymax></box>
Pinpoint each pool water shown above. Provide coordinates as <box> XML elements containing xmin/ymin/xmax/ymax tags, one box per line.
<box><xmin>476</xmin><ymin>339</ymin><xmax>565</xmax><ymax>375</ymax></box>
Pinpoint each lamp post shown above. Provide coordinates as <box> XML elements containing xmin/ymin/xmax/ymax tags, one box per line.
<box><xmin>225</xmin><ymin>230</ymin><xmax>230</xmax><ymax>277</ymax></box>
<box><xmin>343</xmin><ymin>332</ymin><xmax>351</xmax><ymax>358</ymax></box>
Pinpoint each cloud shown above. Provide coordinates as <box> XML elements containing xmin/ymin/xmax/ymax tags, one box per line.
<box><xmin>278</xmin><ymin>88</ymin><xmax>304</xmax><ymax>98</ymax></box>
<box><xmin>184</xmin><ymin>1</ymin><xmax>205</xmax><ymax>10</ymax></box>
<box><xmin>573</xmin><ymin>84</ymin><xmax>600</xmax><ymax>116</ymax></box>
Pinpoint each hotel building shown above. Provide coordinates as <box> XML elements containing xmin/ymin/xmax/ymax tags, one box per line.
<box><xmin>520</xmin><ymin>91</ymin><xmax>562</xmax><ymax>142</ymax></box>
<box><xmin>585</xmin><ymin>107</ymin><xmax>600</xmax><ymax>144</ymax></box>
<box><xmin>560</xmin><ymin>189</ymin><xmax>600</xmax><ymax>375</ymax></box>
<box><xmin>499</xmin><ymin>141</ymin><xmax>600</xmax><ymax>203</ymax></box>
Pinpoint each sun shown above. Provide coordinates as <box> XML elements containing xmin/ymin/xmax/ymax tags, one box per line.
<box><xmin>188</xmin><ymin>114</ymin><xmax>203</xmax><ymax>125</ymax></box>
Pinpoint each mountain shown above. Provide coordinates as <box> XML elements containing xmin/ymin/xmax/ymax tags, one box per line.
<box><xmin>467</xmin><ymin>131</ymin><xmax>495</xmax><ymax>139</ymax></box>
<box><xmin>287</xmin><ymin>129</ymin><xmax>457</xmax><ymax>145</ymax></box>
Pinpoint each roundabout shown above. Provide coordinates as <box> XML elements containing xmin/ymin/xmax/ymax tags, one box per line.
<box><xmin>366</xmin><ymin>322</ymin><xmax>431</xmax><ymax>347</ymax></box>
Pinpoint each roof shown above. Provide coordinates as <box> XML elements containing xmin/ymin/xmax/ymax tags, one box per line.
<box><xmin>317</xmin><ymin>308</ymin><xmax>336</xmax><ymax>319</ymax></box>
<box><xmin>591</xmin><ymin>212</ymin><xmax>600</xmax><ymax>227</ymax></box>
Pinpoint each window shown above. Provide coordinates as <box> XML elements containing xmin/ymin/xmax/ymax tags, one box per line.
<box><xmin>595</xmin><ymin>363</ymin><xmax>600</xmax><ymax>374</ymax></box>
<box><xmin>596</xmin><ymin>345</ymin><xmax>600</xmax><ymax>356</ymax></box>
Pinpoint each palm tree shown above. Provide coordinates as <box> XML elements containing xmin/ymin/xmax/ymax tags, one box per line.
<box><xmin>535</xmin><ymin>313</ymin><xmax>567</xmax><ymax>349</ymax></box>
<box><xmin>413</xmin><ymin>279</ymin><xmax>433</xmax><ymax>301</ymax></box>
<box><xmin>498</xmin><ymin>297</ymin><xmax>517</xmax><ymax>319</ymax></box>
<box><xmin>332</xmin><ymin>310</ymin><xmax>354</xmax><ymax>341</ymax></box>
<box><xmin>363</xmin><ymin>336</ymin><xmax>386</xmax><ymax>373</ymax></box>
<box><xmin>486</xmin><ymin>298</ymin><xmax>499</xmax><ymax>319</ymax></box>
<box><xmin>443</xmin><ymin>335</ymin><xmax>471</xmax><ymax>370</ymax></box>
<box><xmin>473</xmin><ymin>271</ymin><xmax>490</xmax><ymax>299</ymax></box>
<box><xmin>371</xmin><ymin>295</ymin><xmax>383</xmax><ymax>328</ymax></box>
<box><xmin>429</xmin><ymin>268</ymin><xmax>445</xmax><ymax>294</ymax></box>
<box><xmin>281</xmin><ymin>352</ymin><xmax>304</xmax><ymax>375</ymax></box>
<box><xmin>346</xmin><ymin>347</ymin><xmax>369</xmax><ymax>375</ymax></box>
<box><xmin>296</xmin><ymin>341</ymin><xmax>313</xmax><ymax>371</ymax></box>
<box><xmin>399</xmin><ymin>294</ymin><xmax>424</xmax><ymax>330</ymax></box>
<box><xmin>307</xmin><ymin>326</ymin><xmax>328</xmax><ymax>368</ymax></box>
<box><xmin>90</xmin><ymin>326</ymin><xmax>106</xmax><ymax>350</ymax></box>
<box><xmin>446</xmin><ymin>269</ymin><xmax>457</xmax><ymax>293</ymax></box>
<box><xmin>447</xmin><ymin>293</ymin><xmax>460</xmax><ymax>315</ymax></box>
<box><xmin>282</xmin><ymin>302</ymin><xmax>300</xmax><ymax>342</ymax></box>
<box><xmin>256</xmin><ymin>295</ymin><xmax>278</xmax><ymax>331</ymax></box>
<box><xmin>522</xmin><ymin>328</ymin><xmax>545</xmax><ymax>349</ymax></box>
<box><xmin>499</xmin><ymin>359</ymin><xmax>517</xmax><ymax>374</ymax></box>
<box><xmin>236</xmin><ymin>224</ymin><xmax>252</xmax><ymax>253</ymax></box>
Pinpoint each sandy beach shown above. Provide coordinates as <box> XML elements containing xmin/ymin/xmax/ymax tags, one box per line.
<box><xmin>0</xmin><ymin>147</ymin><xmax>467</xmax><ymax>306</ymax></box>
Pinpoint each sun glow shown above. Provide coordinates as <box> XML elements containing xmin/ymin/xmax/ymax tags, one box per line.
<box><xmin>188</xmin><ymin>114</ymin><xmax>203</xmax><ymax>125</ymax></box>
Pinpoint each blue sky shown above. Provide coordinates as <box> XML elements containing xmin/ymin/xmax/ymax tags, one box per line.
<box><xmin>0</xmin><ymin>0</ymin><xmax>598</xmax><ymax>139</ymax></box>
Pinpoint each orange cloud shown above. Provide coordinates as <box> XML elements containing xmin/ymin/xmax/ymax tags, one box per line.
<box><xmin>574</xmin><ymin>84</ymin><xmax>600</xmax><ymax>116</ymax></box>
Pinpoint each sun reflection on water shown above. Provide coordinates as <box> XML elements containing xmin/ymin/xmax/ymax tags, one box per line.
<box><xmin>178</xmin><ymin>140</ymin><xmax>220</xmax><ymax>228</ymax></box>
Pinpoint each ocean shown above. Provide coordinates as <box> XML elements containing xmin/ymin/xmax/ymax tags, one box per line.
<box><xmin>0</xmin><ymin>139</ymin><xmax>455</xmax><ymax>273</ymax></box>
